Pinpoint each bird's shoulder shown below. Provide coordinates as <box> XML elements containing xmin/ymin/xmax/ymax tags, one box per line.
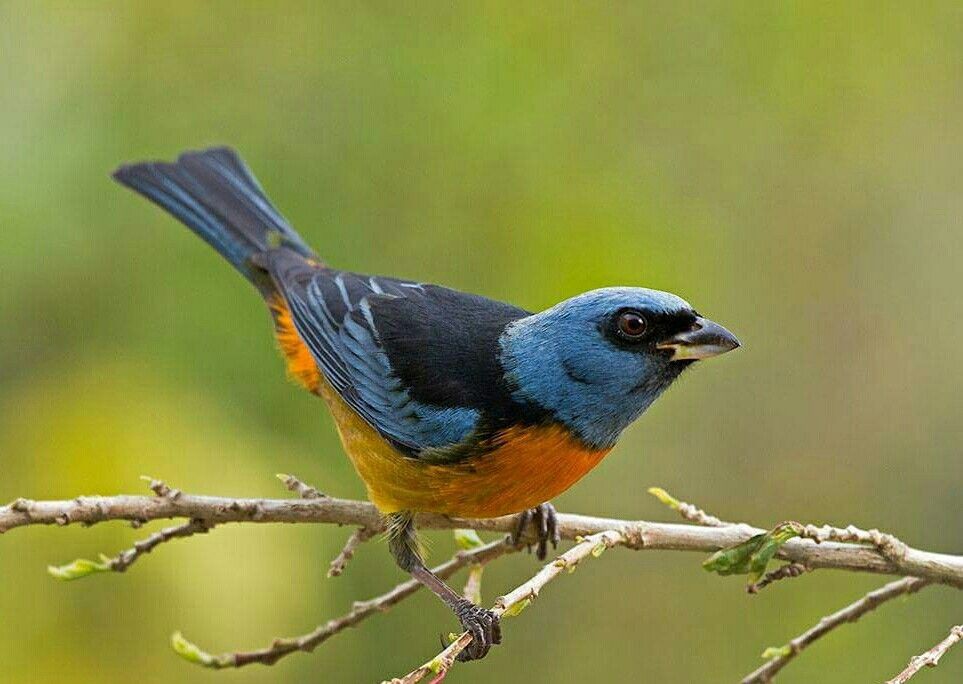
<box><xmin>263</xmin><ymin>249</ymin><xmax>539</xmax><ymax>458</ymax></box>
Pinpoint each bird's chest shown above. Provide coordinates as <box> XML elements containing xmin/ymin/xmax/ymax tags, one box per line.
<box><xmin>435</xmin><ymin>424</ymin><xmax>612</xmax><ymax>518</ymax></box>
<box><xmin>319</xmin><ymin>380</ymin><xmax>609</xmax><ymax>517</ymax></box>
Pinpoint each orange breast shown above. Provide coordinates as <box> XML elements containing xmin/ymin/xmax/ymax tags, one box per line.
<box><xmin>319</xmin><ymin>379</ymin><xmax>610</xmax><ymax>518</ymax></box>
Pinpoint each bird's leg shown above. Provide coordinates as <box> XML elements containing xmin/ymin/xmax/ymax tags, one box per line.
<box><xmin>510</xmin><ymin>501</ymin><xmax>560</xmax><ymax>560</ymax></box>
<box><xmin>386</xmin><ymin>511</ymin><xmax>501</xmax><ymax>661</ymax></box>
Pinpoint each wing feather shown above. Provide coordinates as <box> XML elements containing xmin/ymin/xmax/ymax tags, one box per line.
<box><xmin>265</xmin><ymin>250</ymin><xmax>482</xmax><ymax>455</ymax></box>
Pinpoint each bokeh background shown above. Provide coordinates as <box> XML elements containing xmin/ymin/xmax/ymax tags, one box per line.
<box><xmin>1</xmin><ymin>3</ymin><xmax>961</xmax><ymax>682</ymax></box>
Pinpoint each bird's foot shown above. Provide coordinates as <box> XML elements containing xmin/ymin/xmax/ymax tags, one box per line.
<box><xmin>511</xmin><ymin>501</ymin><xmax>560</xmax><ymax>560</ymax></box>
<box><xmin>452</xmin><ymin>599</ymin><xmax>501</xmax><ymax>661</ymax></box>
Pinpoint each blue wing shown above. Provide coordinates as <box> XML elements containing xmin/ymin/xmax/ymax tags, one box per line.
<box><xmin>264</xmin><ymin>249</ymin><xmax>481</xmax><ymax>456</ymax></box>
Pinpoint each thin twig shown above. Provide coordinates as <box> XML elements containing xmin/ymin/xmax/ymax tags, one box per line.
<box><xmin>747</xmin><ymin>563</ymin><xmax>810</xmax><ymax>594</ymax></box>
<box><xmin>388</xmin><ymin>631</ymin><xmax>473</xmax><ymax>684</ymax></box>
<box><xmin>327</xmin><ymin>527</ymin><xmax>375</xmax><ymax>578</ymax></box>
<box><xmin>47</xmin><ymin>518</ymin><xmax>215</xmax><ymax>580</ymax></box>
<box><xmin>276</xmin><ymin>473</ymin><xmax>325</xmax><ymax>500</ymax></box>
<box><xmin>648</xmin><ymin>487</ymin><xmax>731</xmax><ymax>527</ymax></box>
<box><xmin>387</xmin><ymin>530</ymin><xmax>625</xmax><ymax>683</ymax></box>
<box><xmin>172</xmin><ymin>537</ymin><xmax>514</xmax><ymax>668</ymax></box>
<box><xmin>112</xmin><ymin>519</ymin><xmax>214</xmax><ymax>572</ymax></box>
<box><xmin>886</xmin><ymin>624</ymin><xmax>963</xmax><ymax>684</ymax></box>
<box><xmin>145</xmin><ymin>476</ymin><xmax>181</xmax><ymax>500</ymax></box>
<box><xmin>742</xmin><ymin>577</ymin><xmax>931</xmax><ymax>683</ymax></box>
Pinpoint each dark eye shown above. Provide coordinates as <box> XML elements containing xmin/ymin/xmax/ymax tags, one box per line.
<box><xmin>617</xmin><ymin>311</ymin><xmax>647</xmax><ymax>339</ymax></box>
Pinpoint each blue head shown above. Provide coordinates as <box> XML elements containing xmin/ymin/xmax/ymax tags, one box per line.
<box><xmin>499</xmin><ymin>287</ymin><xmax>739</xmax><ymax>449</ymax></box>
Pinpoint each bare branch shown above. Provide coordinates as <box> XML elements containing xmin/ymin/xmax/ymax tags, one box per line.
<box><xmin>795</xmin><ymin>523</ymin><xmax>908</xmax><ymax>564</ymax></box>
<box><xmin>742</xmin><ymin>577</ymin><xmax>931</xmax><ymax>683</ymax></box>
<box><xmin>388</xmin><ymin>530</ymin><xmax>625</xmax><ymax>682</ymax></box>
<box><xmin>172</xmin><ymin>536</ymin><xmax>514</xmax><ymax>669</ymax></box>
<box><xmin>48</xmin><ymin>515</ymin><xmax>214</xmax><ymax>580</ymax></box>
<box><xmin>4</xmin><ymin>478</ymin><xmax>961</xmax><ymax>680</ymax></box>
<box><xmin>327</xmin><ymin>527</ymin><xmax>375</xmax><ymax>578</ymax></box>
<box><xmin>3</xmin><ymin>484</ymin><xmax>961</xmax><ymax>588</ymax></box>
<box><xmin>494</xmin><ymin>530</ymin><xmax>623</xmax><ymax>614</ymax></box>
<box><xmin>886</xmin><ymin>624</ymin><xmax>963</xmax><ymax>684</ymax></box>
<box><xmin>112</xmin><ymin>519</ymin><xmax>214</xmax><ymax>572</ymax></box>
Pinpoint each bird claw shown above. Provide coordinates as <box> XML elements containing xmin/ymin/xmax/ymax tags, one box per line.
<box><xmin>511</xmin><ymin>502</ymin><xmax>560</xmax><ymax>561</ymax></box>
<box><xmin>453</xmin><ymin>599</ymin><xmax>501</xmax><ymax>661</ymax></box>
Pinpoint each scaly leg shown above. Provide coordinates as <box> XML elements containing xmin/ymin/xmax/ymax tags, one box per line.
<box><xmin>386</xmin><ymin>511</ymin><xmax>501</xmax><ymax>661</ymax></box>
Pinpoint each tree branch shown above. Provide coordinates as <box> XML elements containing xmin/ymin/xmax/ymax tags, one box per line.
<box><xmin>886</xmin><ymin>624</ymin><xmax>963</xmax><ymax>684</ymax></box>
<box><xmin>327</xmin><ymin>526</ymin><xmax>376</xmax><ymax>578</ymax></box>
<box><xmin>172</xmin><ymin>536</ymin><xmax>514</xmax><ymax>668</ymax></box>
<box><xmin>742</xmin><ymin>577</ymin><xmax>931</xmax><ymax>683</ymax></box>
<box><xmin>3</xmin><ymin>482</ymin><xmax>961</xmax><ymax>588</ymax></box>
<box><xmin>3</xmin><ymin>477</ymin><xmax>961</xmax><ymax>681</ymax></box>
<box><xmin>387</xmin><ymin>530</ymin><xmax>625</xmax><ymax>683</ymax></box>
<box><xmin>48</xmin><ymin>518</ymin><xmax>214</xmax><ymax>580</ymax></box>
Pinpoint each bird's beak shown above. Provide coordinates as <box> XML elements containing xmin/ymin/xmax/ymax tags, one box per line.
<box><xmin>656</xmin><ymin>317</ymin><xmax>740</xmax><ymax>361</ymax></box>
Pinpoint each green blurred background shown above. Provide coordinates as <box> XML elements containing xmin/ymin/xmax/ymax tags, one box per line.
<box><xmin>1</xmin><ymin>2</ymin><xmax>961</xmax><ymax>682</ymax></box>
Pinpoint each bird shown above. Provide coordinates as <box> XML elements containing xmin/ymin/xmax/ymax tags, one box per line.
<box><xmin>113</xmin><ymin>147</ymin><xmax>739</xmax><ymax>662</ymax></box>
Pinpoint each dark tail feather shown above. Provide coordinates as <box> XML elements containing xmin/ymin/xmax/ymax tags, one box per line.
<box><xmin>112</xmin><ymin>147</ymin><xmax>318</xmax><ymax>286</ymax></box>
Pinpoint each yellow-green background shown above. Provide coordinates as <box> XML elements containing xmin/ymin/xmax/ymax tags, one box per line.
<box><xmin>1</xmin><ymin>3</ymin><xmax>961</xmax><ymax>682</ymax></box>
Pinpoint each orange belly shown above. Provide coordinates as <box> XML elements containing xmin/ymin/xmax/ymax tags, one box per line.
<box><xmin>318</xmin><ymin>378</ymin><xmax>609</xmax><ymax>517</ymax></box>
<box><xmin>270</xmin><ymin>295</ymin><xmax>610</xmax><ymax>517</ymax></box>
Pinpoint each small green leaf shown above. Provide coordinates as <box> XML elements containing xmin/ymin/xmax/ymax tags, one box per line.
<box><xmin>647</xmin><ymin>487</ymin><xmax>681</xmax><ymax>510</ymax></box>
<box><xmin>47</xmin><ymin>555</ymin><xmax>112</xmax><ymax>581</ymax></box>
<box><xmin>170</xmin><ymin>632</ymin><xmax>228</xmax><ymax>668</ymax></box>
<box><xmin>502</xmin><ymin>598</ymin><xmax>531</xmax><ymax>617</ymax></box>
<box><xmin>591</xmin><ymin>541</ymin><xmax>609</xmax><ymax>557</ymax></box>
<box><xmin>703</xmin><ymin>534</ymin><xmax>766</xmax><ymax>576</ymax></box>
<box><xmin>453</xmin><ymin>528</ymin><xmax>484</xmax><ymax>550</ymax></box>
<box><xmin>761</xmin><ymin>645</ymin><xmax>792</xmax><ymax>659</ymax></box>
<box><xmin>703</xmin><ymin>523</ymin><xmax>801</xmax><ymax>583</ymax></box>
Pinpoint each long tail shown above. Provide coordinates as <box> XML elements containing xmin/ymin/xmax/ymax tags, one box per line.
<box><xmin>113</xmin><ymin>147</ymin><xmax>318</xmax><ymax>291</ymax></box>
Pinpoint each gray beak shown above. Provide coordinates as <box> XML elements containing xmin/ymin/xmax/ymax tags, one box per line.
<box><xmin>656</xmin><ymin>316</ymin><xmax>740</xmax><ymax>361</ymax></box>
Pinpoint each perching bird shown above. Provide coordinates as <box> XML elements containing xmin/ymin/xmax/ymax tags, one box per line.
<box><xmin>113</xmin><ymin>147</ymin><xmax>739</xmax><ymax>661</ymax></box>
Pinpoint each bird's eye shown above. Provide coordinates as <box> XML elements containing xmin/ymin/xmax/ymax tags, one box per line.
<box><xmin>617</xmin><ymin>311</ymin><xmax>647</xmax><ymax>339</ymax></box>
